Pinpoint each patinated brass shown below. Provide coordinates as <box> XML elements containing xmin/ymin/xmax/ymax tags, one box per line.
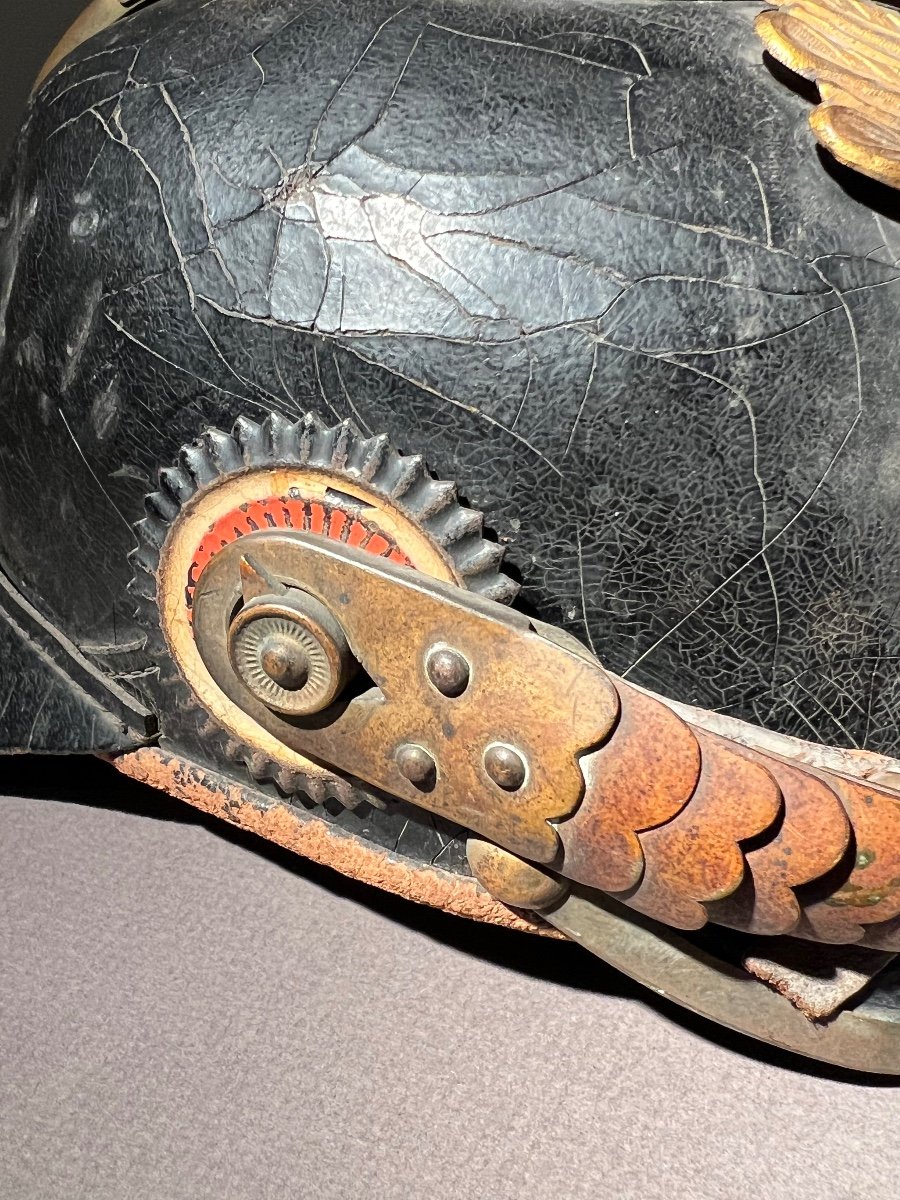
<box><xmin>554</xmin><ymin>687</ymin><xmax>702</xmax><ymax>894</ymax></box>
<box><xmin>483</xmin><ymin>744</ymin><xmax>529</xmax><ymax>793</ymax></box>
<box><xmin>706</xmin><ymin>754</ymin><xmax>851</xmax><ymax>938</ymax></box>
<box><xmin>152</xmin><ymin>432</ymin><xmax>471</xmax><ymax>797</ymax></box>
<box><xmin>110</xmin><ymin>743</ymin><xmax>900</xmax><ymax>1073</ymax></box>
<box><xmin>466</xmin><ymin>838</ymin><xmax>570</xmax><ymax>911</ymax></box>
<box><xmin>190</xmin><ymin>531</ymin><xmax>620</xmax><ymax>865</ymax></box>
<box><xmin>545</xmin><ymin>887</ymin><xmax>900</xmax><ymax>1075</ymax></box>
<box><xmin>756</xmin><ymin>0</ymin><xmax>900</xmax><ymax>188</ymax></box>
<box><xmin>181</xmin><ymin>525</ymin><xmax>900</xmax><ymax>952</ymax></box>
<box><xmin>426</xmin><ymin>646</ymin><xmax>471</xmax><ymax>698</ymax></box>
<box><xmin>228</xmin><ymin>556</ymin><xmax>355</xmax><ymax>717</ymax></box>
<box><xmin>396</xmin><ymin>744</ymin><xmax>438</xmax><ymax>790</ymax></box>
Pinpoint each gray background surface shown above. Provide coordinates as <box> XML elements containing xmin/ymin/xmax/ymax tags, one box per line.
<box><xmin>2</xmin><ymin>3</ymin><xmax>900</xmax><ymax>1198</ymax></box>
<box><xmin>2</xmin><ymin>758</ymin><xmax>900</xmax><ymax>1200</ymax></box>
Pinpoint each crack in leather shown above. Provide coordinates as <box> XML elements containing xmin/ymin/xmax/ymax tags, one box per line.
<box><xmin>0</xmin><ymin>0</ymin><xmax>898</xmax><ymax>799</ymax></box>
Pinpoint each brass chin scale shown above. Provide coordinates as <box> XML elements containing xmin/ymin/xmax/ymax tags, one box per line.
<box><xmin>130</xmin><ymin>411</ymin><xmax>900</xmax><ymax>1074</ymax></box>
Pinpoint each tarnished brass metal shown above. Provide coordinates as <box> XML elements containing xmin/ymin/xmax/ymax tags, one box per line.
<box><xmin>229</xmin><ymin>596</ymin><xmax>352</xmax><ymax>717</ymax></box>
<box><xmin>555</xmin><ymin>688</ymin><xmax>702</xmax><ymax>894</ymax></box>
<box><xmin>426</xmin><ymin>646</ymin><xmax>471</xmax><ymax>698</ymax></box>
<box><xmin>756</xmin><ymin>0</ymin><xmax>900</xmax><ymax>189</ymax></box>
<box><xmin>257</xmin><ymin>633</ymin><xmax>310</xmax><ymax>693</ymax></box>
<box><xmin>800</xmin><ymin>769</ymin><xmax>900</xmax><ymax>947</ymax></box>
<box><xmin>227</xmin><ymin>556</ymin><xmax>354</xmax><ymax>718</ymax></box>
<box><xmin>467</xmin><ymin>838</ymin><xmax>570</xmax><ymax>911</ymax></box>
<box><xmin>396</xmin><ymin>744</ymin><xmax>438</xmax><ymax>791</ymax></box>
<box><xmin>706</xmin><ymin>754</ymin><xmax>851</xmax><ymax>937</ymax></box>
<box><xmin>183</xmin><ymin>525</ymin><xmax>900</xmax><ymax>953</ymax></box>
<box><xmin>112</xmin><ymin>742</ymin><xmax>900</xmax><ymax>1073</ymax></box>
<box><xmin>544</xmin><ymin>887</ymin><xmax>900</xmax><ymax>1075</ymax></box>
<box><xmin>191</xmin><ymin>531</ymin><xmax>620</xmax><ymax>864</ymax></box>
<box><xmin>483</xmin><ymin>744</ymin><xmax>528</xmax><ymax>793</ymax></box>
<box><xmin>622</xmin><ymin>730</ymin><xmax>783</xmax><ymax>931</ymax></box>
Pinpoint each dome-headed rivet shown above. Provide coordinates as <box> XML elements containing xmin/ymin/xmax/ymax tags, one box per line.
<box><xmin>259</xmin><ymin>633</ymin><xmax>309</xmax><ymax>691</ymax></box>
<box><xmin>228</xmin><ymin>589</ymin><xmax>354</xmax><ymax>718</ymax></box>
<box><xmin>396</xmin><ymin>744</ymin><xmax>437</xmax><ymax>791</ymax></box>
<box><xmin>484</xmin><ymin>744</ymin><xmax>527</xmax><ymax>792</ymax></box>
<box><xmin>426</xmin><ymin>646</ymin><xmax>471</xmax><ymax>697</ymax></box>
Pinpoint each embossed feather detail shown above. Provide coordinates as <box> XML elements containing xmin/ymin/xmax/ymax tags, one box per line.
<box><xmin>756</xmin><ymin>0</ymin><xmax>900</xmax><ymax>188</ymax></box>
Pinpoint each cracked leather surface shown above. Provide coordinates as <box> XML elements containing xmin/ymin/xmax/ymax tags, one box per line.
<box><xmin>0</xmin><ymin>571</ymin><xmax>148</xmax><ymax>754</ymax></box>
<box><xmin>1</xmin><ymin>0</ymin><xmax>899</xmax><ymax>773</ymax></box>
<box><xmin>0</xmin><ymin>618</ymin><xmax>132</xmax><ymax>754</ymax></box>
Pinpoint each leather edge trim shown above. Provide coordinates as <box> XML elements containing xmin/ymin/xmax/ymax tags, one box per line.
<box><xmin>110</xmin><ymin>745</ymin><xmax>558</xmax><ymax>936</ymax></box>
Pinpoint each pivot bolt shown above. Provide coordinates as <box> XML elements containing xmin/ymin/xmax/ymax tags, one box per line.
<box><xmin>426</xmin><ymin>646</ymin><xmax>471</xmax><ymax>698</ymax></box>
<box><xmin>228</xmin><ymin>589</ymin><xmax>354</xmax><ymax>718</ymax></box>
<box><xmin>484</xmin><ymin>743</ymin><xmax>527</xmax><ymax>792</ymax></box>
<box><xmin>396</xmin><ymin>744</ymin><xmax>437</xmax><ymax>791</ymax></box>
<box><xmin>259</xmin><ymin>633</ymin><xmax>309</xmax><ymax>691</ymax></box>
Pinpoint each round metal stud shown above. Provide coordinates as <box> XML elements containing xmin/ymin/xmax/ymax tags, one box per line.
<box><xmin>484</xmin><ymin>743</ymin><xmax>528</xmax><ymax>792</ymax></box>
<box><xmin>396</xmin><ymin>744</ymin><xmax>437</xmax><ymax>791</ymax></box>
<box><xmin>259</xmin><ymin>632</ymin><xmax>310</xmax><ymax>691</ymax></box>
<box><xmin>426</xmin><ymin>646</ymin><xmax>471</xmax><ymax>698</ymax></box>
<box><xmin>228</xmin><ymin>591</ymin><xmax>353</xmax><ymax>718</ymax></box>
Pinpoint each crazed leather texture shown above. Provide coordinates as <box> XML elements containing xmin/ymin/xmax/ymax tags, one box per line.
<box><xmin>0</xmin><ymin>613</ymin><xmax>131</xmax><ymax>754</ymax></box>
<box><xmin>0</xmin><ymin>570</ymin><xmax>150</xmax><ymax>754</ymax></box>
<box><xmin>1</xmin><ymin>0</ymin><xmax>899</xmax><ymax>773</ymax></box>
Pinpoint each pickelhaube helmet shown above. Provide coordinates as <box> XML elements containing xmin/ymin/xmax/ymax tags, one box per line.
<box><xmin>4</xmin><ymin>0</ymin><xmax>900</xmax><ymax>1072</ymax></box>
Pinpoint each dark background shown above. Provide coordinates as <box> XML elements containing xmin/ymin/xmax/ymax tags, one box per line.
<box><xmin>0</xmin><ymin>0</ymin><xmax>86</xmax><ymax>163</ymax></box>
<box><xmin>2</xmin><ymin>5</ymin><xmax>900</xmax><ymax>1198</ymax></box>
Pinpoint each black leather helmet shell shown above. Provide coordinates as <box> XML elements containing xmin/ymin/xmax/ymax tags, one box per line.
<box><xmin>1</xmin><ymin>0</ymin><xmax>898</xmax><ymax>763</ymax></box>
